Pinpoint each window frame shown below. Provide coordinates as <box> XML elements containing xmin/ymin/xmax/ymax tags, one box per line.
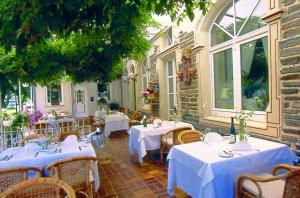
<box><xmin>166</xmin><ymin>58</ymin><xmax>177</xmax><ymax>115</ymax></box>
<box><xmin>46</xmin><ymin>84</ymin><xmax>64</xmax><ymax>106</ymax></box>
<box><xmin>209</xmin><ymin>0</ymin><xmax>268</xmax><ymax>122</ymax></box>
<box><xmin>141</xmin><ymin>59</ymin><xmax>149</xmax><ymax>105</ymax></box>
<box><xmin>167</xmin><ymin>28</ymin><xmax>173</xmax><ymax>46</ymax></box>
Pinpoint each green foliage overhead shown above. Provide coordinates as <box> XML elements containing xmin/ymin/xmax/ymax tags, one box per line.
<box><xmin>0</xmin><ymin>0</ymin><xmax>212</xmax><ymax>85</ymax></box>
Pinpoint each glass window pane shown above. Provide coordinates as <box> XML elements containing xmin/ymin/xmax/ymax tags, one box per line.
<box><xmin>168</xmin><ymin>60</ymin><xmax>173</xmax><ymax>76</ymax></box>
<box><xmin>239</xmin><ymin>0</ymin><xmax>267</xmax><ymax>36</ymax></box>
<box><xmin>241</xmin><ymin>37</ymin><xmax>269</xmax><ymax>111</ymax></box>
<box><xmin>215</xmin><ymin>1</ymin><xmax>235</xmax><ymax>36</ymax></box>
<box><xmin>168</xmin><ymin>78</ymin><xmax>174</xmax><ymax>93</ymax></box>
<box><xmin>167</xmin><ymin>28</ymin><xmax>172</xmax><ymax>46</ymax></box>
<box><xmin>169</xmin><ymin>94</ymin><xmax>174</xmax><ymax>110</ymax></box>
<box><xmin>143</xmin><ymin>77</ymin><xmax>148</xmax><ymax>90</ymax></box>
<box><xmin>235</xmin><ymin>0</ymin><xmax>257</xmax><ymax>33</ymax></box>
<box><xmin>213</xmin><ymin>49</ymin><xmax>234</xmax><ymax>109</ymax></box>
<box><xmin>211</xmin><ymin>24</ymin><xmax>232</xmax><ymax>46</ymax></box>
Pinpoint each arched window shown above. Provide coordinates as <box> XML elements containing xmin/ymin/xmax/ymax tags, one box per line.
<box><xmin>210</xmin><ymin>0</ymin><xmax>268</xmax><ymax>120</ymax></box>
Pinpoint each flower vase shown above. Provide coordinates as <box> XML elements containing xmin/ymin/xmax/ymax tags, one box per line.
<box><xmin>238</xmin><ymin>129</ymin><xmax>246</xmax><ymax>142</ymax></box>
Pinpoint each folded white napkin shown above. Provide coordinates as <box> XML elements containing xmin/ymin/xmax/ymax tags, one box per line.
<box><xmin>231</xmin><ymin>141</ymin><xmax>253</xmax><ymax>151</ymax></box>
<box><xmin>204</xmin><ymin>132</ymin><xmax>223</xmax><ymax>143</ymax></box>
<box><xmin>153</xmin><ymin>119</ymin><xmax>162</xmax><ymax>126</ymax></box>
<box><xmin>24</xmin><ymin>142</ymin><xmax>40</xmax><ymax>153</ymax></box>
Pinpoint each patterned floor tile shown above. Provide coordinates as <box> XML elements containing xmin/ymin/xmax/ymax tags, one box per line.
<box><xmin>94</xmin><ymin>131</ymin><xmax>190</xmax><ymax>198</ymax></box>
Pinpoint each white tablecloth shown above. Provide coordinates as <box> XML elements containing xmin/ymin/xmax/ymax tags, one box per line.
<box><xmin>129</xmin><ymin>121</ymin><xmax>194</xmax><ymax>163</ymax></box>
<box><xmin>167</xmin><ymin>137</ymin><xmax>297</xmax><ymax>198</ymax></box>
<box><xmin>103</xmin><ymin>113</ymin><xmax>129</xmax><ymax>137</ymax></box>
<box><xmin>0</xmin><ymin>141</ymin><xmax>100</xmax><ymax>191</ymax></box>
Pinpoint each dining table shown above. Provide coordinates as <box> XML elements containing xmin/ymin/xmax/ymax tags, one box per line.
<box><xmin>167</xmin><ymin>136</ymin><xmax>298</xmax><ymax>198</ymax></box>
<box><xmin>0</xmin><ymin>138</ymin><xmax>100</xmax><ymax>192</ymax></box>
<box><xmin>95</xmin><ymin>111</ymin><xmax>129</xmax><ymax>137</ymax></box>
<box><xmin>128</xmin><ymin>121</ymin><xmax>195</xmax><ymax>163</ymax></box>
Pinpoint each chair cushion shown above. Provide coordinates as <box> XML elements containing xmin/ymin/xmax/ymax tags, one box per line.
<box><xmin>162</xmin><ymin>137</ymin><xmax>173</xmax><ymax>145</ymax></box>
<box><xmin>242</xmin><ymin>173</ymin><xmax>285</xmax><ymax>198</ymax></box>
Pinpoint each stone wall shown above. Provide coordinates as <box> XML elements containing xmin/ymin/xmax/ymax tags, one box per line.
<box><xmin>177</xmin><ymin>31</ymin><xmax>199</xmax><ymax>125</ymax></box>
<box><xmin>280</xmin><ymin>0</ymin><xmax>300</xmax><ymax>160</ymax></box>
<box><xmin>149</xmin><ymin>47</ymin><xmax>160</xmax><ymax>117</ymax></box>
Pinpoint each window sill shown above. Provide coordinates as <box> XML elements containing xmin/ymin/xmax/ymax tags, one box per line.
<box><xmin>45</xmin><ymin>104</ymin><xmax>65</xmax><ymax>107</ymax></box>
<box><xmin>204</xmin><ymin>116</ymin><xmax>267</xmax><ymax>130</ymax></box>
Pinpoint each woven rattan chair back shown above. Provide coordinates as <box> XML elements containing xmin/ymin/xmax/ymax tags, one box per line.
<box><xmin>129</xmin><ymin>111</ymin><xmax>142</xmax><ymax>121</ymax></box>
<box><xmin>58</xmin><ymin>130</ymin><xmax>80</xmax><ymax>142</ymax></box>
<box><xmin>48</xmin><ymin>156</ymin><xmax>97</xmax><ymax>197</ymax></box>
<box><xmin>236</xmin><ymin>164</ymin><xmax>300</xmax><ymax>198</ymax></box>
<box><xmin>0</xmin><ymin>177</ymin><xmax>76</xmax><ymax>198</ymax></box>
<box><xmin>0</xmin><ymin>166</ymin><xmax>41</xmax><ymax>193</ymax></box>
<box><xmin>160</xmin><ymin>127</ymin><xmax>192</xmax><ymax>163</ymax></box>
<box><xmin>178</xmin><ymin>130</ymin><xmax>204</xmax><ymax>144</ymax></box>
<box><xmin>283</xmin><ymin>169</ymin><xmax>300</xmax><ymax>197</ymax></box>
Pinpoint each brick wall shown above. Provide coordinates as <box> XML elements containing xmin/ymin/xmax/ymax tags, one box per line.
<box><xmin>280</xmin><ymin>0</ymin><xmax>300</xmax><ymax>161</ymax></box>
<box><xmin>177</xmin><ymin>31</ymin><xmax>199</xmax><ymax>125</ymax></box>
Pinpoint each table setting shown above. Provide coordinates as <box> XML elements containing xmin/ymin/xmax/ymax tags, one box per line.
<box><xmin>167</xmin><ymin>134</ymin><xmax>298</xmax><ymax>198</ymax></box>
<box><xmin>0</xmin><ymin>134</ymin><xmax>100</xmax><ymax>191</ymax></box>
<box><xmin>129</xmin><ymin>120</ymin><xmax>195</xmax><ymax>163</ymax></box>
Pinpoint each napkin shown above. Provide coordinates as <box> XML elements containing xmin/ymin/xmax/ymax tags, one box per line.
<box><xmin>25</xmin><ymin>142</ymin><xmax>40</xmax><ymax>152</ymax></box>
<box><xmin>231</xmin><ymin>141</ymin><xmax>253</xmax><ymax>151</ymax></box>
<box><xmin>204</xmin><ymin>132</ymin><xmax>223</xmax><ymax>143</ymax></box>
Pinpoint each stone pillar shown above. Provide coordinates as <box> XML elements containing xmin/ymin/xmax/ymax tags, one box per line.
<box><xmin>149</xmin><ymin>48</ymin><xmax>160</xmax><ymax>117</ymax></box>
<box><xmin>279</xmin><ymin>0</ymin><xmax>300</xmax><ymax>158</ymax></box>
<box><xmin>177</xmin><ymin>31</ymin><xmax>199</xmax><ymax>125</ymax></box>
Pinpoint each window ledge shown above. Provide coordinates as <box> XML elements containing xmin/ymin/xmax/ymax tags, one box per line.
<box><xmin>204</xmin><ymin>116</ymin><xmax>267</xmax><ymax>130</ymax></box>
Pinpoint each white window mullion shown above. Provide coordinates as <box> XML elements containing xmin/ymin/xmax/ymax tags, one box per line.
<box><xmin>233</xmin><ymin>44</ymin><xmax>242</xmax><ymax>112</ymax></box>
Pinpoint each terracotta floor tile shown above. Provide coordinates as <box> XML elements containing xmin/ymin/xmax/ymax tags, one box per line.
<box><xmin>95</xmin><ymin>131</ymin><xmax>186</xmax><ymax>198</ymax></box>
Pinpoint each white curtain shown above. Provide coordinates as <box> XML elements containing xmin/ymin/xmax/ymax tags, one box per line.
<box><xmin>262</xmin><ymin>37</ymin><xmax>268</xmax><ymax>64</ymax></box>
<box><xmin>241</xmin><ymin>40</ymin><xmax>256</xmax><ymax>74</ymax></box>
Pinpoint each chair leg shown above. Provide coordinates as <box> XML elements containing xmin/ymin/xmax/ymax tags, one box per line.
<box><xmin>160</xmin><ymin>144</ymin><xmax>165</xmax><ymax>163</ymax></box>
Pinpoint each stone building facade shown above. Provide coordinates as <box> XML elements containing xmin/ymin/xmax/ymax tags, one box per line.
<box><xmin>280</xmin><ymin>0</ymin><xmax>300</xmax><ymax>156</ymax></box>
<box><xmin>111</xmin><ymin>0</ymin><xmax>300</xmax><ymax>160</ymax></box>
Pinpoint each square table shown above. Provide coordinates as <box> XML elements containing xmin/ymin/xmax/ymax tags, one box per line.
<box><xmin>167</xmin><ymin>137</ymin><xmax>297</xmax><ymax>198</ymax></box>
<box><xmin>95</xmin><ymin>111</ymin><xmax>129</xmax><ymax>137</ymax></box>
<box><xmin>0</xmin><ymin>141</ymin><xmax>100</xmax><ymax>191</ymax></box>
<box><xmin>129</xmin><ymin>121</ymin><xmax>195</xmax><ymax>163</ymax></box>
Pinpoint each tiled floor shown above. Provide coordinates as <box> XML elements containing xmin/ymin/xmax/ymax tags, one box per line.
<box><xmin>94</xmin><ymin>131</ymin><xmax>190</xmax><ymax>198</ymax></box>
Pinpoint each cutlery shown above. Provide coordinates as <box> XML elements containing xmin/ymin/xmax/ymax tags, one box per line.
<box><xmin>35</xmin><ymin>152</ymin><xmax>39</xmax><ymax>157</ymax></box>
<box><xmin>54</xmin><ymin>148</ymin><xmax>58</xmax><ymax>153</ymax></box>
<box><xmin>79</xmin><ymin>146</ymin><xmax>82</xmax><ymax>151</ymax></box>
<box><xmin>6</xmin><ymin>155</ymin><xmax>13</xmax><ymax>161</ymax></box>
<box><xmin>1</xmin><ymin>155</ymin><xmax>8</xmax><ymax>160</ymax></box>
<box><xmin>228</xmin><ymin>150</ymin><xmax>242</xmax><ymax>155</ymax></box>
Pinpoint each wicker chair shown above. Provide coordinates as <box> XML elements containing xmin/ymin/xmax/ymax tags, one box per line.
<box><xmin>129</xmin><ymin>111</ymin><xmax>142</xmax><ymax>127</ymax></box>
<box><xmin>34</xmin><ymin>123</ymin><xmax>51</xmax><ymax>134</ymax></box>
<box><xmin>236</xmin><ymin>164</ymin><xmax>300</xmax><ymax>198</ymax></box>
<box><xmin>58</xmin><ymin>130</ymin><xmax>80</xmax><ymax>142</ymax></box>
<box><xmin>58</xmin><ymin>121</ymin><xmax>75</xmax><ymax>132</ymax></box>
<box><xmin>19</xmin><ymin>134</ymin><xmax>45</xmax><ymax>145</ymax></box>
<box><xmin>160</xmin><ymin>127</ymin><xmax>192</xmax><ymax>163</ymax></box>
<box><xmin>0</xmin><ymin>166</ymin><xmax>42</xmax><ymax>193</ymax></box>
<box><xmin>47</xmin><ymin>156</ymin><xmax>97</xmax><ymax>198</ymax></box>
<box><xmin>0</xmin><ymin>177</ymin><xmax>76</xmax><ymax>198</ymax></box>
<box><xmin>119</xmin><ymin>107</ymin><xmax>126</xmax><ymax>113</ymax></box>
<box><xmin>178</xmin><ymin>130</ymin><xmax>204</xmax><ymax>144</ymax></box>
